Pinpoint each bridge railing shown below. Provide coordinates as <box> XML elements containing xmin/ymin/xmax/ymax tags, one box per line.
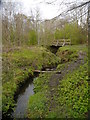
<box><xmin>40</xmin><ymin>39</ymin><xmax>71</xmax><ymax>46</ymax></box>
<box><xmin>51</xmin><ymin>39</ymin><xmax>71</xmax><ymax>46</ymax></box>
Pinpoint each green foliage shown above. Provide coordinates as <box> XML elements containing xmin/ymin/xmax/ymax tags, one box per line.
<box><xmin>56</xmin><ymin>45</ymin><xmax>88</xmax><ymax>63</ymax></box>
<box><xmin>2</xmin><ymin>46</ymin><xmax>60</xmax><ymax>116</ymax></box>
<box><xmin>47</xmin><ymin>111</ymin><xmax>57</xmax><ymax>118</ymax></box>
<box><xmin>57</xmin><ymin>44</ymin><xmax>88</xmax><ymax>53</ymax></box>
<box><xmin>56</xmin><ymin>46</ymin><xmax>78</xmax><ymax>63</ymax></box>
<box><xmin>27</xmin><ymin>92</ymin><xmax>47</xmax><ymax>118</ymax></box>
<box><xmin>56</xmin><ymin>62</ymin><xmax>69</xmax><ymax>70</ymax></box>
<box><xmin>57</xmin><ymin>62</ymin><xmax>88</xmax><ymax>118</ymax></box>
<box><xmin>27</xmin><ymin>44</ymin><xmax>88</xmax><ymax>118</ymax></box>
<box><xmin>11</xmin><ymin>47</ymin><xmax>60</xmax><ymax>69</ymax></box>
<box><xmin>55</xmin><ymin>23</ymin><xmax>87</xmax><ymax>45</ymax></box>
<box><xmin>27</xmin><ymin>62</ymin><xmax>88</xmax><ymax>118</ymax></box>
<box><xmin>2</xmin><ymin>82</ymin><xmax>16</xmax><ymax>115</ymax></box>
<box><xmin>33</xmin><ymin>73</ymin><xmax>51</xmax><ymax>93</ymax></box>
<box><xmin>28</xmin><ymin>30</ymin><xmax>37</xmax><ymax>45</ymax></box>
<box><xmin>27</xmin><ymin>73</ymin><xmax>51</xmax><ymax>118</ymax></box>
<box><xmin>10</xmin><ymin>29</ymin><xmax>15</xmax><ymax>44</ymax></box>
<box><xmin>55</xmin><ymin>28</ymin><xmax>65</xmax><ymax>39</ymax></box>
<box><xmin>3</xmin><ymin>45</ymin><xmax>88</xmax><ymax>118</ymax></box>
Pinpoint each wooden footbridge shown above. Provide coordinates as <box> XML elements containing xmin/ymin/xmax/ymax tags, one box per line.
<box><xmin>50</xmin><ymin>39</ymin><xmax>71</xmax><ymax>47</ymax></box>
<box><xmin>48</xmin><ymin>39</ymin><xmax>71</xmax><ymax>54</ymax></box>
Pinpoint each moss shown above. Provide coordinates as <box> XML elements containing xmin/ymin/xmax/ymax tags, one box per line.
<box><xmin>56</xmin><ymin>45</ymin><xmax>88</xmax><ymax>63</ymax></box>
<box><xmin>2</xmin><ymin>46</ymin><xmax>60</xmax><ymax>116</ymax></box>
<box><xmin>27</xmin><ymin>45</ymin><xmax>88</xmax><ymax>119</ymax></box>
<box><xmin>27</xmin><ymin>62</ymin><xmax>88</xmax><ymax>118</ymax></box>
<box><xmin>56</xmin><ymin>47</ymin><xmax>78</xmax><ymax>62</ymax></box>
<box><xmin>3</xmin><ymin>45</ymin><xmax>88</xmax><ymax>118</ymax></box>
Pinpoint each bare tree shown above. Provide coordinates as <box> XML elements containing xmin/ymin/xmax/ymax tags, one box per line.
<box><xmin>34</xmin><ymin>8</ymin><xmax>41</xmax><ymax>45</ymax></box>
<box><xmin>2</xmin><ymin>1</ymin><xmax>22</xmax><ymax>50</ymax></box>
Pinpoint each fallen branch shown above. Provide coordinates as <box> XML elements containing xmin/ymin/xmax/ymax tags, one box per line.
<box><xmin>33</xmin><ymin>70</ymin><xmax>61</xmax><ymax>74</ymax></box>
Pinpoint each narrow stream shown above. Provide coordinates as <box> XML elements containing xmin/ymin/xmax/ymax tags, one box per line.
<box><xmin>12</xmin><ymin>77</ymin><xmax>37</xmax><ymax>118</ymax></box>
<box><xmin>11</xmin><ymin>68</ymin><xmax>56</xmax><ymax>119</ymax></box>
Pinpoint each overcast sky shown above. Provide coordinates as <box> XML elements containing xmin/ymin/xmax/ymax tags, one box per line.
<box><xmin>3</xmin><ymin>0</ymin><xmax>88</xmax><ymax>20</ymax></box>
<box><xmin>17</xmin><ymin>0</ymin><xmax>66</xmax><ymax>19</ymax></box>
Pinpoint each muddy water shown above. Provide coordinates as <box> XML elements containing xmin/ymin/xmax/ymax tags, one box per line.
<box><xmin>12</xmin><ymin>77</ymin><xmax>37</xmax><ymax>118</ymax></box>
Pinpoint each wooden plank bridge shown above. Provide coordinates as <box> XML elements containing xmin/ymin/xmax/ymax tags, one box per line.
<box><xmin>50</xmin><ymin>39</ymin><xmax>71</xmax><ymax>47</ymax></box>
<box><xmin>47</xmin><ymin>39</ymin><xmax>71</xmax><ymax>54</ymax></box>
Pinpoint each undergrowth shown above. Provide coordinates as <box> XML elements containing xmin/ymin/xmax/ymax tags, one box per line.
<box><xmin>2</xmin><ymin>46</ymin><xmax>60</xmax><ymax>117</ymax></box>
<box><xmin>27</xmin><ymin>73</ymin><xmax>51</xmax><ymax>118</ymax></box>
<box><xmin>56</xmin><ymin>45</ymin><xmax>87</xmax><ymax>63</ymax></box>
<box><xmin>56</xmin><ymin>62</ymin><xmax>88</xmax><ymax>118</ymax></box>
<box><xmin>27</xmin><ymin>62</ymin><xmax>88</xmax><ymax>118</ymax></box>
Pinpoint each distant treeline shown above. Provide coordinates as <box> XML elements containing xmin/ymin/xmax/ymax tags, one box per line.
<box><xmin>2</xmin><ymin>2</ymin><xmax>88</xmax><ymax>50</ymax></box>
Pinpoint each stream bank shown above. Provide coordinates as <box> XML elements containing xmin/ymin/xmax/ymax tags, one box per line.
<box><xmin>2</xmin><ymin>46</ymin><xmax>60</xmax><ymax>119</ymax></box>
<box><xmin>27</xmin><ymin>45</ymin><xmax>88</xmax><ymax>119</ymax></box>
<box><xmin>12</xmin><ymin>76</ymin><xmax>36</xmax><ymax>118</ymax></box>
<box><xmin>10</xmin><ymin>67</ymin><xmax>58</xmax><ymax>119</ymax></box>
<box><xmin>2</xmin><ymin>45</ymin><xmax>88</xmax><ymax>119</ymax></box>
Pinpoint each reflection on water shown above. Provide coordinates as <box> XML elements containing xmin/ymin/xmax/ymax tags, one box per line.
<box><xmin>12</xmin><ymin>78</ymin><xmax>35</xmax><ymax>118</ymax></box>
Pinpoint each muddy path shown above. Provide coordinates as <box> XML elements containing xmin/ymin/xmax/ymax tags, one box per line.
<box><xmin>48</xmin><ymin>51</ymin><xmax>87</xmax><ymax>112</ymax></box>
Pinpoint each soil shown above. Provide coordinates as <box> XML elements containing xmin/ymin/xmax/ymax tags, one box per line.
<box><xmin>48</xmin><ymin>51</ymin><xmax>86</xmax><ymax>112</ymax></box>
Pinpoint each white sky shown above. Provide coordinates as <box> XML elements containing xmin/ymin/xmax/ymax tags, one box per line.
<box><xmin>14</xmin><ymin>0</ymin><xmax>74</xmax><ymax>19</ymax></box>
<box><xmin>3</xmin><ymin>0</ymin><xmax>87</xmax><ymax>20</ymax></box>
<box><xmin>19</xmin><ymin>0</ymin><xmax>63</xmax><ymax>19</ymax></box>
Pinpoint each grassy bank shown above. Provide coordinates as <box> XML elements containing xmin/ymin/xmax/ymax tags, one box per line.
<box><xmin>27</xmin><ymin>62</ymin><xmax>88</xmax><ymax>119</ymax></box>
<box><xmin>2</xmin><ymin>46</ymin><xmax>60</xmax><ymax>117</ymax></box>
<box><xmin>56</xmin><ymin>44</ymin><xmax>88</xmax><ymax>63</ymax></box>
<box><xmin>27</xmin><ymin>45</ymin><xmax>88</xmax><ymax>118</ymax></box>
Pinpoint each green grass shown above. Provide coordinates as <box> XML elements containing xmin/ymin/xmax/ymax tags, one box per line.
<box><xmin>27</xmin><ymin>92</ymin><xmax>47</xmax><ymax>118</ymax></box>
<box><xmin>33</xmin><ymin>73</ymin><xmax>51</xmax><ymax>93</ymax></box>
<box><xmin>2</xmin><ymin>44</ymin><xmax>88</xmax><ymax>118</ymax></box>
<box><xmin>57</xmin><ymin>44</ymin><xmax>88</xmax><ymax>52</ymax></box>
<box><xmin>27</xmin><ymin>73</ymin><xmax>51</xmax><ymax>118</ymax></box>
<box><xmin>56</xmin><ymin>62</ymin><xmax>70</xmax><ymax>71</ymax></box>
<box><xmin>27</xmin><ymin>44</ymin><xmax>88</xmax><ymax>119</ymax></box>
<box><xmin>56</xmin><ymin>44</ymin><xmax>88</xmax><ymax>63</ymax></box>
<box><xmin>27</xmin><ymin>62</ymin><xmax>88</xmax><ymax>118</ymax></box>
<box><xmin>10</xmin><ymin>46</ymin><xmax>60</xmax><ymax>69</ymax></box>
<box><xmin>2</xmin><ymin>46</ymin><xmax>60</xmax><ymax>116</ymax></box>
<box><xmin>56</xmin><ymin>62</ymin><xmax>88</xmax><ymax>118</ymax></box>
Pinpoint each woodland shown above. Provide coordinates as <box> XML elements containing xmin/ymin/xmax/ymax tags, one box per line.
<box><xmin>1</xmin><ymin>0</ymin><xmax>90</xmax><ymax>119</ymax></box>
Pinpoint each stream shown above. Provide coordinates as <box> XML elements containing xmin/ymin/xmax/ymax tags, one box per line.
<box><xmin>11</xmin><ymin>68</ymin><xmax>56</xmax><ymax>119</ymax></box>
<box><xmin>11</xmin><ymin>77</ymin><xmax>37</xmax><ymax>118</ymax></box>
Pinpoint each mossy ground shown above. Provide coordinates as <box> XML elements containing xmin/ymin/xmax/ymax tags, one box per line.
<box><xmin>27</xmin><ymin>45</ymin><xmax>88</xmax><ymax>119</ymax></box>
<box><xmin>27</xmin><ymin>63</ymin><xmax>88</xmax><ymax>118</ymax></box>
<box><xmin>2</xmin><ymin>44</ymin><xmax>88</xmax><ymax>118</ymax></box>
<box><xmin>2</xmin><ymin>46</ymin><xmax>60</xmax><ymax>117</ymax></box>
<box><xmin>56</xmin><ymin>44</ymin><xmax>88</xmax><ymax>63</ymax></box>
